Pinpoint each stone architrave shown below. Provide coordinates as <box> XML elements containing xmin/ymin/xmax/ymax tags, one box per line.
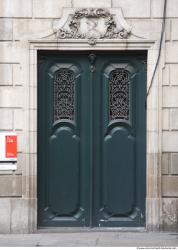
<box><xmin>52</xmin><ymin>8</ymin><xmax>132</xmax><ymax>45</ymax></box>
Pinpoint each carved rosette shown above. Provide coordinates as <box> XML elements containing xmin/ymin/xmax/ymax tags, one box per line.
<box><xmin>54</xmin><ymin>8</ymin><xmax>131</xmax><ymax>45</ymax></box>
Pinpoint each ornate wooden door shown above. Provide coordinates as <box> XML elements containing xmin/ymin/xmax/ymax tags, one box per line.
<box><xmin>37</xmin><ymin>51</ymin><xmax>146</xmax><ymax>227</ymax></box>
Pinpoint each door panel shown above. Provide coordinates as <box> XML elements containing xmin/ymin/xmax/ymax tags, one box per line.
<box><xmin>38</xmin><ymin>51</ymin><xmax>146</xmax><ymax>228</ymax></box>
<box><xmin>103</xmin><ymin>64</ymin><xmax>135</xmax><ymax>217</ymax></box>
<box><xmin>103</xmin><ymin>128</ymin><xmax>135</xmax><ymax>215</ymax></box>
<box><xmin>49</xmin><ymin>65</ymin><xmax>80</xmax><ymax>218</ymax></box>
<box><xmin>49</xmin><ymin>125</ymin><xmax>80</xmax><ymax>215</ymax></box>
<box><xmin>93</xmin><ymin>55</ymin><xmax>146</xmax><ymax>226</ymax></box>
<box><xmin>38</xmin><ymin>55</ymin><xmax>90</xmax><ymax>226</ymax></box>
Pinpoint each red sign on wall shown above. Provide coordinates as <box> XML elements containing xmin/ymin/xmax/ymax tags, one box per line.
<box><xmin>5</xmin><ymin>136</ymin><xmax>17</xmax><ymax>158</ymax></box>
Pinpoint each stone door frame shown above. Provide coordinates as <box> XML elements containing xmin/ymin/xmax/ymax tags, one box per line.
<box><xmin>29</xmin><ymin>39</ymin><xmax>162</xmax><ymax>231</ymax></box>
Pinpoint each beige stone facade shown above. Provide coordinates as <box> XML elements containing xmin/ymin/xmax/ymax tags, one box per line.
<box><xmin>0</xmin><ymin>0</ymin><xmax>178</xmax><ymax>233</ymax></box>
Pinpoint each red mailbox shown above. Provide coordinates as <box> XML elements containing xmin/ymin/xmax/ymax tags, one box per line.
<box><xmin>0</xmin><ymin>133</ymin><xmax>17</xmax><ymax>162</ymax></box>
<box><xmin>6</xmin><ymin>136</ymin><xmax>17</xmax><ymax>158</ymax></box>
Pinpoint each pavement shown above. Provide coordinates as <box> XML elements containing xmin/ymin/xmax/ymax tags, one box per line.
<box><xmin>0</xmin><ymin>228</ymin><xmax>178</xmax><ymax>247</ymax></box>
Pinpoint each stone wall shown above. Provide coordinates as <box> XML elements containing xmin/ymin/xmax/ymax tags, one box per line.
<box><xmin>0</xmin><ymin>0</ymin><xmax>177</xmax><ymax>233</ymax></box>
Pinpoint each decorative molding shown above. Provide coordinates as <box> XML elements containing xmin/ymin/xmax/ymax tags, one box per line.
<box><xmin>29</xmin><ymin>38</ymin><xmax>159</xmax><ymax>232</ymax></box>
<box><xmin>88</xmin><ymin>53</ymin><xmax>96</xmax><ymax>72</ymax></box>
<box><xmin>31</xmin><ymin>39</ymin><xmax>154</xmax><ymax>49</ymax></box>
<box><xmin>51</xmin><ymin>8</ymin><xmax>132</xmax><ymax>45</ymax></box>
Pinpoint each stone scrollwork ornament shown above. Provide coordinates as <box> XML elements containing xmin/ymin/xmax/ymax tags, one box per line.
<box><xmin>52</xmin><ymin>8</ymin><xmax>132</xmax><ymax>45</ymax></box>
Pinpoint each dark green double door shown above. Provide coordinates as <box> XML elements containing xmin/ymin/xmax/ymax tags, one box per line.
<box><xmin>38</xmin><ymin>51</ymin><xmax>146</xmax><ymax>228</ymax></box>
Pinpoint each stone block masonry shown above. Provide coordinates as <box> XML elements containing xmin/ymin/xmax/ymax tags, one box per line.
<box><xmin>0</xmin><ymin>0</ymin><xmax>177</xmax><ymax>233</ymax></box>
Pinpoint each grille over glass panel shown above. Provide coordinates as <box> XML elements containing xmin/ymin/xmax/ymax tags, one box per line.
<box><xmin>54</xmin><ymin>68</ymin><xmax>75</xmax><ymax>121</ymax></box>
<box><xmin>109</xmin><ymin>69</ymin><xmax>129</xmax><ymax>121</ymax></box>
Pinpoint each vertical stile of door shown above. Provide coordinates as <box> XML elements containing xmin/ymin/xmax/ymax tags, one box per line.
<box><xmin>88</xmin><ymin>53</ymin><xmax>96</xmax><ymax>227</ymax></box>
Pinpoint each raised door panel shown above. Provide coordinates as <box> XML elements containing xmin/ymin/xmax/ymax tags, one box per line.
<box><xmin>103</xmin><ymin>64</ymin><xmax>135</xmax><ymax>216</ymax></box>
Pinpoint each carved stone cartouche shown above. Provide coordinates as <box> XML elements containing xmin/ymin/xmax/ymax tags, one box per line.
<box><xmin>54</xmin><ymin>8</ymin><xmax>131</xmax><ymax>45</ymax></box>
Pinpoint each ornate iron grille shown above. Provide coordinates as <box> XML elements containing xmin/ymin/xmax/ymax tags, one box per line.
<box><xmin>54</xmin><ymin>68</ymin><xmax>75</xmax><ymax>121</ymax></box>
<box><xmin>109</xmin><ymin>69</ymin><xmax>129</xmax><ymax>121</ymax></box>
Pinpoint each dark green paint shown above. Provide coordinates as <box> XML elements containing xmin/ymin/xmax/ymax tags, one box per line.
<box><xmin>37</xmin><ymin>51</ymin><xmax>147</xmax><ymax>228</ymax></box>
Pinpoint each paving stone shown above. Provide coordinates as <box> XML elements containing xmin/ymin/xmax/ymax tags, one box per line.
<box><xmin>0</xmin><ymin>176</ymin><xmax>22</xmax><ymax>197</ymax></box>
<box><xmin>170</xmin><ymin>64</ymin><xmax>178</xmax><ymax>85</ymax></box>
<box><xmin>0</xmin><ymin>199</ymin><xmax>10</xmax><ymax>233</ymax></box>
<box><xmin>0</xmin><ymin>86</ymin><xmax>24</xmax><ymax>108</ymax></box>
<box><xmin>162</xmin><ymin>153</ymin><xmax>170</xmax><ymax>174</ymax></box>
<box><xmin>162</xmin><ymin>109</ymin><xmax>169</xmax><ymax>130</ymax></box>
<box><xmin>0</xmin><ymin>0</ymin><xmax>32</xmax><ymax>18</ymax></box>
<box><xmin>33</xmin><ymin>0</ymin><xmax>71</xmax><ymax>18</ymax></box>
<box><xmin>11</xmin><ymin>198</ymin><xmax>29</xmax><ymax>233</ymax></box>
<box><xmin>113</xmin><ymin>0</ymin><xmax>150</xmax><ymax>18</ymax></box>
<box><xmin>151</xmin><ymin>0</ymin><xmax>178</xmax><ymax>18</ymax></box>
<box><xmin>162</xmin><ymin>198</ymin><xmax>178</xmax><ymax>231</ymax></box>
<box><xmin>170</xmin><ymin>153</ymin><xmax>178</xmax><ymax>174</ymax></box>
<box><xmin>170</xmin><ymin>109</ymin><xmax>178</xmax><ymax>130</ymax></box>
<box><xmin>166</xmin><ymin>42</ymin><xmax>178</xmax><ymax>63</ymax></box>
<box><xmin>172</xmin><ymin>20</ymin><xmax>178</xmax><ymax>40</ymax></box>
<box><xmin>162</xmin><ymin>176</ymin><xmax>178</xmax><ymax>197</ymax></box>
<box><xmin>0</xmin><ymin>109</ymin><xmax>13</xmax><ymax>130</ymax></box>
<box><xmin>0</xmin><ymin>42</ymin><xmax>20</xmax><ymax>63</ymax></box>
<box><xmin>73</xmin><ymin>0</ymin><xmax>111</xmax><ymax>8</ymax></box>
<box><xmin>163</xmin><ymin>86</ymin><xmax>178</xmax><ymax>108</ymax></box>
<box><xmin>0</xmin><ymin>64</ymin><xmax>12</xmax><ymax>86</ymax></box>
<box><xmin>14</xmin><ymin>109</ymin><xmax>24</xmax><ymax>130</ymax></box>
<box><xmin>0</xmin><ymin>19</ymin><xmax>12</xmax><ymax>40</ymax></box>
<box><xmin>13</xmin><ymin>19</ymin><xmax>52</xmax><ymax>40</ymax></box>
<box><xmin>163</xmin><ymin>131</ymin><xmax>178</xmax><ymax>152</ymax></box>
